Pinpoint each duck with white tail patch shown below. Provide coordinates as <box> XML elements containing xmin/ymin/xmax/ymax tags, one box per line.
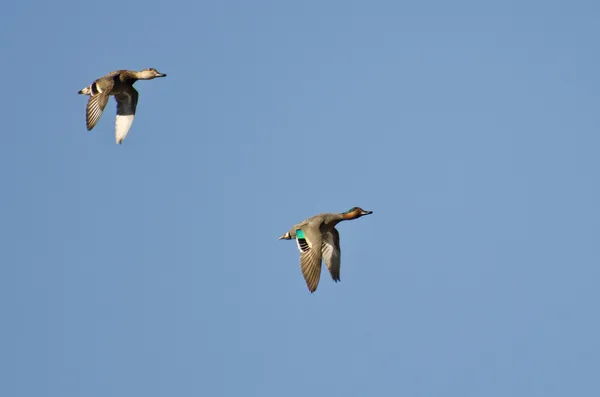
<box><xmin>77</xmin><ymin>68</ymin><xmax>166</xmax><ymax>144</ymax></box>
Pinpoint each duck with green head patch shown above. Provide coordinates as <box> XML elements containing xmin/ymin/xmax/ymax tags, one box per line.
<box><xmin>278</xmin><ymin>207</ymin><xmax>373</xmax><ymax>293</ymax></box>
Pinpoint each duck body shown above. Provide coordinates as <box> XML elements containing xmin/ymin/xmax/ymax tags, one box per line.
<box><xmin>279</xmin><ymin>207</ymin><xmax>372</xmax><ymax>293</ymax></box>
<box><xmin>77</xmin><ymin>68</ymin><xmax>166</xmax><ymax>144</ymax></box>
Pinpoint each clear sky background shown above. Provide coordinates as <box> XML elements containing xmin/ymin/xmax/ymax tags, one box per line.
<box><xmin>1</xmin><ymin>1</ymin><xmax>599</xmax><ymax>396</ymax></box>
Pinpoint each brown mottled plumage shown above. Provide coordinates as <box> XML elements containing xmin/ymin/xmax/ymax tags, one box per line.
<box><xmin>77</xmin><ymin>68</ymin><xmax>166</xmax><ymax>144</ymax></box>
<box><xmin>279</xmin><ymin>207</ymin><xmax>373</xmax><ymax>293</ymax></box>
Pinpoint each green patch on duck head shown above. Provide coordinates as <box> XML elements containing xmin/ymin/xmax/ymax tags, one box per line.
<box><xmin>343</xmin><ymin>207</ymin><xmax>358</xmax><ymax>214</ymax></box>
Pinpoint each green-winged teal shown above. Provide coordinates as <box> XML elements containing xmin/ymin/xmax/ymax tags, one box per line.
<box><xmin>77</xmin><ymin>68</ymin><xmax>166</xmax><ymax>144</ymax></box>
<box><xmin>279</xmin><ymin>207</ymin><xmax>373</xmax><ymax>293</ymax></box>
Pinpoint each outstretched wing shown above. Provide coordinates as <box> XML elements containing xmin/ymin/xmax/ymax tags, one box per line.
<box><xmin>114</xmin><ymin>87</ymin><xmax>139</xmax><ymax>144</ymax></box>
<box><xmin>86</xmin><ymin>91</ymin><xmax>110</xmax><ymax>131</ymax></box>
<box><xmin>322</xmin><ymin>227</ymin><xmax>341</xmax><ymax>282</ymax></box>
<box><xmin>296</xmin><ymin>224</ymin><xmax>323</xmax><ymax>293</ymax></box>
<box><xmin>84</xmin><ymin>76</ymin><xmax>117</xmax><ymax>131</ymax></box>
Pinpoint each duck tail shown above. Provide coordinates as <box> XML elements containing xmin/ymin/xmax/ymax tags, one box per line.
<box><xmin>78</xmin><ymin>81</ymin><xmax>102</xmax><ymax>95</ymax></box>
<box><xmin>278</xmin><ymin>232</ymin><xmax>292</xmax><ymax>240</ymax></box>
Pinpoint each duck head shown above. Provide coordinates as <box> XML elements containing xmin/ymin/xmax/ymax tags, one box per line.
<box><xmin>342</xmin><ymin>207</ymin><xmax>373</xmax><ymax>220</ymax></box>
<box><xmin>138</xmin><ymin>68</ymin><xmax>167</xmax><ymax>79</ymax></box>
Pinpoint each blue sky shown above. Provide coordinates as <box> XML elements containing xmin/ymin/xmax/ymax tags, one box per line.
<box><xmin>1</xmin><ymin>1</ymin><xmax>599</xmax><ymax>396</ymax></box>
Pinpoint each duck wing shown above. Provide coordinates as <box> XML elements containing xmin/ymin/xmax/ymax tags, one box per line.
<box><xmin>322</xmin><ymin>227</ymin><xmax>341</xmax><ymax>282</ymax></box>
<box><xmin>295</xmin><ymin>223</ymin><xmax>323</xmax><ymax>293</ymax></box>
<box><xmin>84</xmin><ymin>75</ymin><xmax>119</xmax><ymax>131</ymax></box>
<box><xmin>114</xmin><ymin>87</ymin><xmax>139</xmax><ymax>144</ymax></box>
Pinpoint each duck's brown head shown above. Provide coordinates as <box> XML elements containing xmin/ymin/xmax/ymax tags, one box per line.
<box><xmin>342</xmin><ymin>207</ymin><xmax>373</xmax><ymax>220</ymax></box>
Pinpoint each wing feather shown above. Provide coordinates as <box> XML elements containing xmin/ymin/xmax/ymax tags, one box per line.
<box><xmin>296</xmin><ymin>224</ymin><xmax>323</xmax><ymax>293</ymax></box>
<box><xmin>114</xmin><ymin>87</ymin><xmax>139</xmax><ymax>144</ymax></box>
<box><xmin>322</xmin><ymin>228</ymin><xmax>341</xmax><ymax>282</ymax></box>
<box><xmin>85</xmin><ymin>92</ymin><xmax>110</xmax><ymax>131</ymax></box>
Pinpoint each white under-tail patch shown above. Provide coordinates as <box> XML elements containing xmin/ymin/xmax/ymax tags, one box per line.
<box><xmin>115</xmin><ymin>114</ymin><xmax>134</xmax><ymax>144</ymax></box>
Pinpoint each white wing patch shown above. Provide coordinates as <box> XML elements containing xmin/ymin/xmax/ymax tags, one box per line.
<box><xmin>114</xmin><ymin>89</ymin><xmax>138</xmax><ymax>144</ymax></box>
<box><xmin>115</xmin><ymin>114</ymin><xmax>134</xmax><ymax>144</ymax></box>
